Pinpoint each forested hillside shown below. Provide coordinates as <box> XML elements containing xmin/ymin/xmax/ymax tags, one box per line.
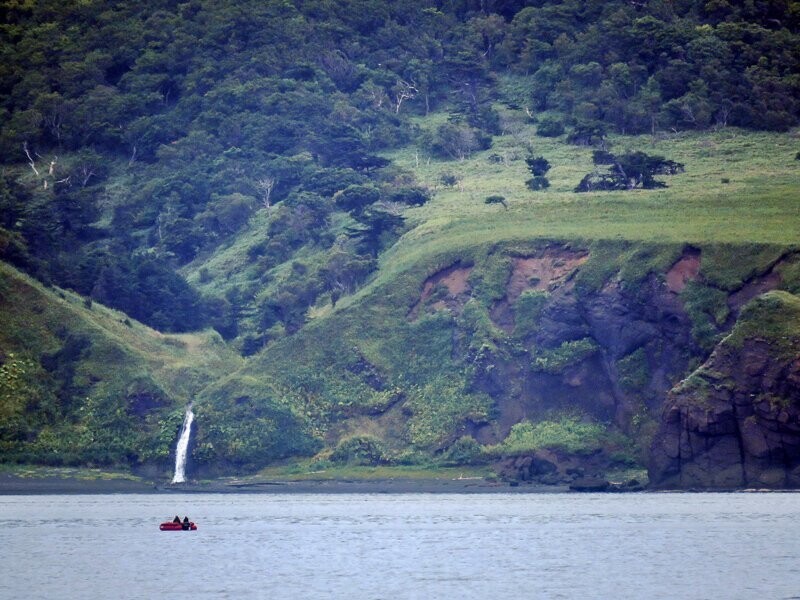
<box><xmin>1</xmin><ymin>0</ymin><xmax>799</xmax><ymax>487</ymax></box>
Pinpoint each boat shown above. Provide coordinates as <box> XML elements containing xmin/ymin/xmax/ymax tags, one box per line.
<box><xmin>159</xmin><ymin>521</ymin><xmax>197</xmax><ymax>531</ymax></box>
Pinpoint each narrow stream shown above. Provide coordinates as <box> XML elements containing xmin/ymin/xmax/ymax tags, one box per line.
<box><xmin>171</xmin><ymin>406</ymin><xmax>194</xmax><ymax>484</ymax></box>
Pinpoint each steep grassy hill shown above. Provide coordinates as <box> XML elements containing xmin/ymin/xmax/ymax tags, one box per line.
<box><xmin>0</xmin><ymin>262</ymin><xmax>241</xmax><ymax>471</ymax></box>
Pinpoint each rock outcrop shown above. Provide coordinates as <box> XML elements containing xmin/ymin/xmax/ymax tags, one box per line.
<box><xmin>650</xmin><ymin>293</ymin><xmax>800</xmax><ymax>488</ymax></box>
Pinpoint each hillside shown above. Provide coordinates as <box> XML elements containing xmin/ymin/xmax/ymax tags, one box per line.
<box><xmin>0</xmin><ymin>261</ymin><xmax>241</xmax><ymax>469</ymax></box>
<box><xmin>1</xmin><ymin>0</ymin><xmax>800</xmax><ymax>487</ymax></box>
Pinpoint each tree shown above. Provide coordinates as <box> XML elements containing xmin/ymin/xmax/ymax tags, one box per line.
<box><xmin>525</xmin><ymin>155</ymin><xmax>551</xmax><ymax>190</ymax></box>
<box><xmin>334</xmin><ymin>185</ymin><xmax>381</xmax><ymax>216</ymax></box>
<box><xmin>536</xmin><ymin>116</ymin><xmax>564</xmax><ymax>137</ymax></box>
<box><xmin>255</xmin><ymin>177</ymin><xmax>276</xmax><ymax>211</ymax></box>
<box><xmin>525</xmin><ymin>156</ymin><xmax>550</xmax><ymax>176</ymax></box>
<box><xmin>346</xmin><ymin>206</ymin><xmax>404</xmax><ymax>256</ymax></box>
<box><xmin>575</xmin><ymin>151</ymin><xmax>684</xmax><ymax>192</ymax></box>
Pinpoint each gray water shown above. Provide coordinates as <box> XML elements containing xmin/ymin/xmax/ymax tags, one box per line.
<box><xmin>2</xmin><ymin>493</ymin><xmax>800</xmax><ymax>600</ymax></box>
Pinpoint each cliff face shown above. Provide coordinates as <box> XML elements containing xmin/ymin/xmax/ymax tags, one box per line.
<box><xmin>649</xmin><ymin>293</ymin><xmax>800</xmax><ymax>489</ymax></box>
<box><xmin>466</xmin><ymin>250</ymin><xmax>702</xmax><ymax>442</ymax></box>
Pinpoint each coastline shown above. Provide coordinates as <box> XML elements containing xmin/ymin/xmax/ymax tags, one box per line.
<box><xmin>0</xmin><ymin>472</ymin><xmax>570</xmax><ymax>495</ymax></box>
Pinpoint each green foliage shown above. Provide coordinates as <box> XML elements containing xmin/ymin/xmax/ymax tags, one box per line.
<box><xmin>484</xmin><ymin>195</ymin><xmax>507</xmax><ymax>208</ymax></box>
<box><xmin>441</xmin><ymin>436</ymin><xmax>486</xmax><ymax>466</ymax></box>
<box><xmin>681</xmin><ymin>281</ymin><xmax>730</xmax><ymax>351</ymax></box>
<box><xmin>0</xmin><ymin>262</ymin><xmax>241</xmax><ymax>467</ymax></box>
<box><xmin>778</xmin><ymin>256</ymin><xmax>800</xmax><ymax>295</ymax></box>
<box><xmin>488</xmin><ymin>417</ymin><xmax>609</xmax><ymax>456</ymax></box>
<box><xmin>469</xmin><ymin>253</ymin><xmax>512</xmax><ymax>305</ymax></box>
<box><xmin>334</xmin><ymin>185</ymin><xmax>381</xmax><ymax>216</ymax></box>
<box><xmin>617</xmin><ymin>348</ymin><xmax>650</xmax><ymax>393</ymax></box>
<box><xmin>532</xmin><ymin>338</ymin><xmax>599</xmax><ymax>374</ymax></box>
<box><xmin>330</xmin><ymin>435</ymin><xmax>389</xmax><ymax>466</ymax></box>
<box><xmin>405</xmin><ymin>377</ymin><xmax>493</xmax><ymax>449</ymax></box>
<box><xmin>526</xmin><ymin>176</ymin><xmax>550</xmax><ymax>190</ymax></box>
<box><xmin>525</xmin><ymin>156</ymin><xmax>551</xmax><ymax>176</ymax></box>
<box><xmin>575</xmin><ymin>151</ymin><xmax>684</xmax><ymax>192</ymax></box>
<box><xmin>700</xmin><ymin>244</ymin><xmax>789</xmax><ymax>290</ymax></box>
<box><xmin>513</xmin><ymin>290</ymin><xmax>549</xmax><ymax>338</ymax></box>
<box><xmin>536</xmin><ymin>116</ymin><xmax>565</xmax><ymax>137</ymax></box>
<box><xmin>421</xmin><ymin>121</ymin><xmax>492</xmax><ymax>160</ymax></box>
<box><xmin>728</xmin><ymin>292</ymin><xmax>800</xmax><ymax>358</ymax></box>
<box><xmin>195</xmin><ymin>375</ymin><xmax>321</xmax><ymax>470</ymax></box>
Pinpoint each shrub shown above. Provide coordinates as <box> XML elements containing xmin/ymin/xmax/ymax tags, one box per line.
<box><xmin>526</xmin><ymin>176</ymin><xmax>550</xmax><ymax>190</ymax></box>
<box><xmin>514</xmin><ymin>290</ymin><xmax>549</xmax><ymax>338</ymax></box>
<box><xmin>441</xmin><ymin>436</ymin><xmax>485</xmax><ymax>466</ymax></box>
<box><xmin>592</xmin><ymin>150</ymin><xmax>615</xmax><ymax>165</ymax></box>
<box><xmin>489</xmin><ymin>417</ymin><xmax>608</xmax><ymax>456</ymax></box>
<box><xmin>484</xmin><ymin>195</ymin><xmax>507</xmax><ymax>208</ymax></box>
<box><xmin>439</xmin><ymin>172</ymin><xmax>460</xmax><ymax>187</ymax></box>
<box><xmin>536</xmin><ymin>116</ymin><xmax>565</xmax><ymax>137</ymax></box>
<box><xmin>387</xmin><ymin>186</ymin><xmax>431</xmax><ymax>207</ymax></box>
<box><xmin>330</xmin><ymin>435</ymin><xmax>388</xmax><ymax>465</ymax></box>
<box><xmin>532</xmin><ymin>338</ymin><xmax>599</xmax><ymax>373</ymax></box>
<box><xmin>617</xmin><ymin>348</ymin><xmax>650</xmax><ymax>393</ymax></box>
<box><xmin>525</xmin><ymin>156</ymin><xmax>551</xmax><ymax>176</ymax></box>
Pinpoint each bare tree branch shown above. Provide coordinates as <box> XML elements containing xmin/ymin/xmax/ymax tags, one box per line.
<box><xmin>23</xmin><ymin>142</ymin><xmax>39</xmax><ymax>176</ymax></box>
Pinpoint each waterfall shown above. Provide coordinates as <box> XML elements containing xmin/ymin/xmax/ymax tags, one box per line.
<box><xmin>171</xmin><ymin>406</ymin><xmax>194</xmax><ymax>484</ymax></box>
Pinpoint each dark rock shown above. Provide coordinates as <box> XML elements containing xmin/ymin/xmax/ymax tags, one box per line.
<box><xmin>570</xmin><ymin>477</ymin><xmax>610</xmax><ymax>492</ymax></box>
<box><xmin>650</xmin><ymin>332</ymin><xmax>800</xmax><ymax>489</ymax></box>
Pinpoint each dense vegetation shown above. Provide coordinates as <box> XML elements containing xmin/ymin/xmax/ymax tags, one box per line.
<box><xmin>1</xmin><ymin>0</ymin><xmax>800</xmax><ymax>478</ymax></box>
<box><xmin>2</xmin><ymin>0</ymin><xmax>799</xmax><ymax>340</ymax></box>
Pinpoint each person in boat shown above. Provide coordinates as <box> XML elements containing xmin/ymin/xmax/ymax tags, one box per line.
<box><xmin>182</xmin><ymin>516</ymin><xmax>190</xmax><ymax>530</ymax></box>
<box><xmin>172</xmin><ymin>515</ymin><xmax>181</xmax><ymax>524</ymax></box>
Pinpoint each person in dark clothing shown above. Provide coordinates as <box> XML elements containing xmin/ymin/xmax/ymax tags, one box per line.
<box><xmin>182</xmin><ymin>516</ymin><xmax>190</xmax><ymax>530</ymax></box>
<box><xmin>172</xmin><ymin>515</ymin><xmax>181</xmax><ymax>523</ymax></box>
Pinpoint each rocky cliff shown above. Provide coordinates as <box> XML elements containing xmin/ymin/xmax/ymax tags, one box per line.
<box><xmin>649</xmin><ymin>292</ymin><xmax>800</xmax><ymax>489</ymax></box>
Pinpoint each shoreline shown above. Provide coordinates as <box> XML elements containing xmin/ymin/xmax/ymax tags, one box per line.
<box><xmin>0</xmin><ymin>472</ymin><xmax>571</xmax><ymax>495</ymax></box>
<box><xmin>5</xmin><ymin>472</ymin><xmax>795</xmax><ymax>495</ymax></box>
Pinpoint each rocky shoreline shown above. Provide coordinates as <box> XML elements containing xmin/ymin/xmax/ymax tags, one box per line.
<box><xmin>0</xmin><ymin>473</ymin><xmax>575</xmax><ymax>495</ymax></box>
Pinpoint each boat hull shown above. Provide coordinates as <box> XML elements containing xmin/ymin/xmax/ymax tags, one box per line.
<box><xmin>159</xmin><ymin>522</ymin><xmax>197</xmax><ymax>531</ymax></box>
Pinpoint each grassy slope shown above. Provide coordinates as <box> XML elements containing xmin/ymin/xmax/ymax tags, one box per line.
<box><xmin>377</xmin><ymin>123</ymin><xmax>799</xmax><ymax>286</ymax></box>
<box><xmin>0</xmin><ymin>262</ymin><xmax>242</xmax><ymax>465</ymax></box>
<box><xmin>0</xmin><ymin>262</ymin><xmax>242</xmax><ymax>399</ymax></box>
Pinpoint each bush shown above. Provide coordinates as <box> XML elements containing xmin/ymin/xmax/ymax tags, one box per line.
<box><xmin>422</xmin><ymin>122</ymin><xmax>492</xmax><ymax>160</ymax></box>
<box><xmin>330</xmin><ymin>435</ymin><xmax>389</xmax><ymax>465</ymax></box>
<box><xmin>484</xmin><ymin>195</ymin><xmax>507</xmax><ymax>208</ymax></box>
<box><xmin>439</xmin><ymin>172</ymin><xmax>460</xmax><ymax>187</ymax></box>
<box><xmin>441</xmin><ymin>436</ymin><xmax>485</xmax><ymax>466</ymax></box>
<box><xmin>592</xmin><ymin>150</ymin><xmax>615</xmax><ymax>165</ymax></box>
<box><xmin>526</xmin><ymin>176</ymin><xmax>550</xmax><ymax>190</ymax></box>
<box><xmin>387</xmin><ymin>186</ymin><xmax>431</xmax><ymax>207</ymax></box>
<box><xmin>489</xmin><ymin>417</ymin><xmax>608</xmax><ymax>456</ymax></box>
<box><xmin>536</xmin><ymin>117</ymin><xmax>565</xmax><ymax>137</ymax></box>
<box><xmin>532</xmin><ymin>338</ymin><xmax>599</xmax><ymax>373</ymax></box>
<box><xmin>525</xmin><ymin>156</ymin><xmax>551</xmax><ymax>176</ymax></box>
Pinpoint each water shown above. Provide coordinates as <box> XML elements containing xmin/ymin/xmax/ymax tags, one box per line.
<box><xmin>171</xmin><ymin>406</ymin><xmax>194</xmax><ymax>484</ymax></box>
<box><xmin>2</xmin><ymin>493</ymin><xmax>800</xmax><ymax>600</ymax></box>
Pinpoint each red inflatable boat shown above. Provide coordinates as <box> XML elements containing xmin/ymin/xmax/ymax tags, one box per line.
<box><xmin>159</xmin><ymin>521</ymin><xmax>197</xmax><ymax>531</ymax></box>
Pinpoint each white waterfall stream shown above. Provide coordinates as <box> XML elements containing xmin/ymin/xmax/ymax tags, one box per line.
<box><xmin>171</xmin><ymin>406</ymin><xmax>194</xmax><ymax>484</ymax></box>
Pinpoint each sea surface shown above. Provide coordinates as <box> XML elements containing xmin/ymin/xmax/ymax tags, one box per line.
<box><xmin>2</xmin><ymin>492</ymin><xmax>800</xmax><ymax>599</ymax></box>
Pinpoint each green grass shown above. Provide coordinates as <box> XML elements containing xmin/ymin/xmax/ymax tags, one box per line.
<box><xmin>377</xmin><ymin>125</ymin><xmax>799</xmax><ymax>283</ymax></box>
<box><xmin>727</xmin><ymin>291</ymin><xmax>800</xmax><ymax>357</ymax></box>
<box><xmin>0</xmin><ymin>262</ymin><xmax>242</xmax><ymax>467</ymax></box>
<box><xmin>0</xmin><ymin>464</ymin><xmax>145</xmax><ymax>482</ymax></box>
<box><xmin>485</xmin><ymin>417</ymin><xmax>614</xmax><ymax>456</ymax></box>
<box><xmin>246</xmin><ymin>461</ymin><xmax>495</xmax><ymax>482</ymax></box>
